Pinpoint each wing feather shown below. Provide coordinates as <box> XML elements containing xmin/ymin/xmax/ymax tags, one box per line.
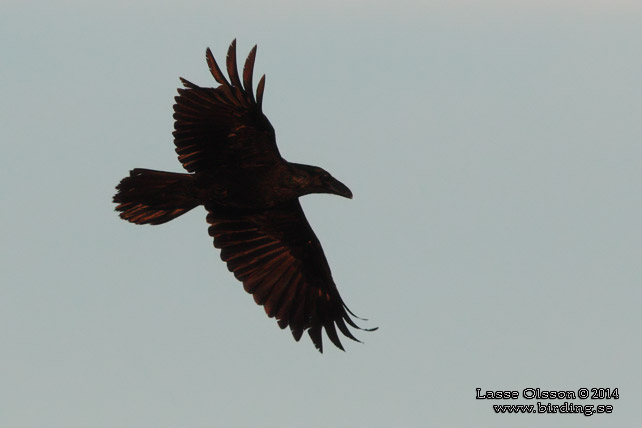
<box><xmin>225</xmin><ymin>40</ymin><xmax>245</xmax><ymax>101</ymax></box>
<box><xmin>242</xmin><ymin>46</ymin><xmax>257</xmax><ymax>103</ymax></box>
<box><xmin>253</xmin><ymin>261</ymin><xmax>292</xmax><ymax>306</ymax></box>
<box><xmin>263</xmin><ymin>265</ymin><xmax>295</xmax><ymax>318</ymax></box>
<box><xmin>205</xmin><ymin>48</ymin><xmax>231</xmax><ymax>87</ymax></box>
<box><xmin>256</xmin><ymin>75</ymin><xmax>266</xmax><ymax>109</ymax></box>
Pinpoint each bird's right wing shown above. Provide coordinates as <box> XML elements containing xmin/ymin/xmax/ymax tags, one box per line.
<box><xmin>173</xmin><ymin>40</ymin><xmax>282</xmax><ymax>172</ymax></box>
<box><xmin>206</xmin><ymin>200</ymin><xmax>375</xmax><ymax>352</ymax></box>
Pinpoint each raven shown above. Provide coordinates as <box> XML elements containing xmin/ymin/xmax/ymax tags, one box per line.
<box><xmin>113</xmin><ymin>40</ymin><xmax>375</xmax><ymax>352</ymax></box>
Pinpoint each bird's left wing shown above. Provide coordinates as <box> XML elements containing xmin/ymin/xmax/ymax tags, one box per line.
<box><xmin>173</xmin><ymin>40</ymin><xmax>281</xmax><ymax>172</ymax></box>
<box><xmin>206</xmin><ymin>200</ymin><xmax>374</xmax><ymax>352</ymax></box>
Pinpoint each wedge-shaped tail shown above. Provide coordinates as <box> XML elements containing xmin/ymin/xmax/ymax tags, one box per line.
<box><xmin>113</xmin><ymin>169</ymin><xmax>199</xmax><ymax>225</ymax></box>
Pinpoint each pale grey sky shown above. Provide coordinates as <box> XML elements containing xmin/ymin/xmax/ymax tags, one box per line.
<box><xmin>2</xmin><ymin>1</ymin><xmax>641</xmax><ymax>427</ymax></box>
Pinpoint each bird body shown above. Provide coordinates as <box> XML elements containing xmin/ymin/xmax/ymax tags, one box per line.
<box><xmin>114</xmin><ymin>40</ymin><xmax>374</xmax><ymax>352</ymax></box>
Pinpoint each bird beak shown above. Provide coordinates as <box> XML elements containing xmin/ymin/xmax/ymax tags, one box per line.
<box><xmin>327</xmin><ymin>177</ymin><xmax>353</xmax><ymax>199</ymax></box>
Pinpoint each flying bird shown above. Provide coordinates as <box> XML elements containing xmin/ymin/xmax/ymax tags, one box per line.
<box><xmin>113</xmin><ymin>40</ymin><xmax>375</xmax><ymax>352</ymax></box>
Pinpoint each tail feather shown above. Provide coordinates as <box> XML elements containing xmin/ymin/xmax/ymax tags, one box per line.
<box><xmin>113</xmin><ymin>169</ymin><xmax>199</xmax><ymax>225</ymax></box>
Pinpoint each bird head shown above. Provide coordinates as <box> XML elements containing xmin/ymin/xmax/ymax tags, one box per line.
<box><xmin>290</xmin><ymin>164</ymin><xmax>353</xmax><ymax>199</ymax></box>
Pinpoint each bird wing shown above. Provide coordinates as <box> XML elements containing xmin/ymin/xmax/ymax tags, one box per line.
<box><xmin>206</xmin><ymin>199</ymin><xmax>373</xmax><ymax>352</ymax></box>
<box><xmin>173</xmin><ymin>40</ymin><xmax>281</xmax><ymax>172</ymax></box>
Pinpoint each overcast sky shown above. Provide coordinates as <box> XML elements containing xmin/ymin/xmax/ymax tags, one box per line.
<box><xmin>2</xmin><ymin>1</ymin><xmax>641</xmax><ymax>427</ymax></box>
